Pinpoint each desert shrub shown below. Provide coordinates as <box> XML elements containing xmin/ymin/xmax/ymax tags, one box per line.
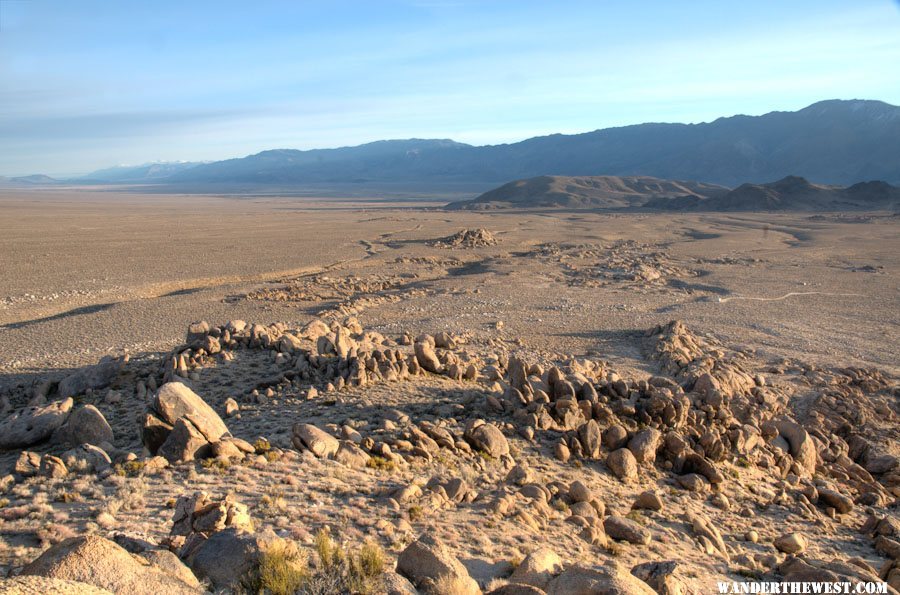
<box><xmin>115</xmin><ymin>460</ymin><xmax>145</xmax><ymax>477</ymax></box>
<box><xmin>305</xmin><ymin>530</ymin><xmax>385</xmax><ymax>594</ymax></box>
<box><xmin>201</xmin><ymin>457</ymin><xmax>231</xmax><ymax>474</ymax></box>
<box><xmin>257</xmin><ymin>540</ymin><xmax>309</xmax><ymax>595</ymax></box>
<box><xmin>365</xmin><ymin>456</ymin><xmax>395</xmax><ymax>472</ymax></box>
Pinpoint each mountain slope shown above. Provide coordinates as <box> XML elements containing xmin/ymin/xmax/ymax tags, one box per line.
<box><xmin>676</xmin><ymin>176</ymin><xmax>900</xmax><ymax>211</ymax></box>
<box><xmin>447</xmin><ymin>175</ymin><xmax>728</xmax><ymax>210</ymax></box>
<box><xmin>168</xmin><ymin>99</ymin><xmax>900</xmax><ymax>187</ymax></box>
<box><xmin>82</xmin><ymin>162</ymin><xmax>202</xmax><ymax>183</ymax></box>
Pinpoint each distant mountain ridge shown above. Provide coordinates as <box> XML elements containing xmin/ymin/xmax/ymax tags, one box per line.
<box><xmin>165</xmin><ymin>99</ymin><xmax>900</xmax><ymax>187</ymax></box>
<box><xmin>451</xmin><ymin>174</ymin><xmax>900</xmax><ymax>212</ymax></box>
<box><xmin>8</xmin><ymin>99</ymin><xmax>900</xmax><ymax>188</ymax></box>
<box><xmin>661</xmin><ymin>176</ymin><xmax>900</xmax><ymax>212</ymax></box>
<box><xmin>447</xmin><ymin>175</ymin><xmax>728</xmax><ymax>210</ymax></box>
<box><xmin>80</xmin><ymin>162</ymin><xmax>202</xmax><ymax>183</ymax></box>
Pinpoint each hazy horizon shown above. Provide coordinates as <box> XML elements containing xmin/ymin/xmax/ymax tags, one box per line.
<box><xmin>2</xmin><ymin>0</ymin><xmax>900</xmax><ymax>176</ymax></box>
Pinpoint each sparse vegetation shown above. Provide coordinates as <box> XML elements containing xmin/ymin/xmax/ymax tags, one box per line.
<box><xmin>365</xmin><ymin>455</ymin><xmax>395</xmax><ymax>472</ymax></box>
<box><xmin>254</xmin><ymin>539</ymin><xmax>309</xmax><ymax>595</ymax></box>
<box><xmin>115</xmin><ymin>460</ymin><xmax>145</xmax><ymax>477</ymax></box>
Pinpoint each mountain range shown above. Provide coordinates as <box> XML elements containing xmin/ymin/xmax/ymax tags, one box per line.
<box><xmin>164</xmin><ymin>99</ymin><xmax>900</xmax><ymax>188</ymax></box>
<box><xmin>4</xmin><ymin>99</ymin><xmax>899</xmax><ymax>190</ymax></box>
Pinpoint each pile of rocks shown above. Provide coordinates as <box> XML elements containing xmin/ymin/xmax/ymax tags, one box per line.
<box><xmin>429</xmin><ymin>228</ymin><xmax>499</xmax><ymax>248</ymax></box>
<box><xmin>141</xmin><ymin>382</ymin><xmax>251</xmax><ymax>464</ymax></box>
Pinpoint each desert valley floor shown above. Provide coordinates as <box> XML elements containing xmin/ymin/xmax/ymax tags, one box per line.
<box><xmin>0</xmin><ymin>189</ymin><xmax>897</xmax><ymax>594</ymax></box>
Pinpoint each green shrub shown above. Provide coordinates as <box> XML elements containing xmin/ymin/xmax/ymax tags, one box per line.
<box><xmin>257</xmin><ymin>540</ymin><xmax>309</xmax><ymax>595</ymax></box>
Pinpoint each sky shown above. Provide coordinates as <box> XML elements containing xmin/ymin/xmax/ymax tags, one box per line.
<box><xmin>1</xmin><ymin>0</ymin><xmax>899</xmax><ymax>176</ymax></box>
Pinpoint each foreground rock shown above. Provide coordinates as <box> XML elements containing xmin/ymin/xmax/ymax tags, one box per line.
<box><xmin>547</xmin><ymin>564</ymin><xmax>656</xmax><ymax>595</ymax></box>
<box><xmin>397</xmin><ymin>533</ymin><xmax>480</xmax><ymax>595</ymax></box>
<box><xmin>19</xmin><ymin>535</ymin><xmax>200</xmax><ymax>594</ymax></box>
<box><xmin>141</xmin><ymin>382</ymin><xmax>229</xmax><ymax>463</ymax></box>
<box><xmin>0</xmin><ymin>398</ymin><xmax>73</xmax><ymax>449</ymax></box>
<box><xmin>52</xmin><ymin>404</ymin><xmax>114</xmax><ymax>447</ymax></box>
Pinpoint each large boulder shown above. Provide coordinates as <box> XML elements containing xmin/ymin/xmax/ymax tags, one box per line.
<box><xmin>182</xmin><ymin>527</ymin><xmax>263</xmax><ymax>591</ymax></box>
<box><xmin>547</xmin><ymin>564</ymin><xmax>656</xmax><ymax>595</ymax></box>
<box><xmin>397</xmin><ymin>533</ymin><xmax>480</xmax><ymax>595</ymax></box>
<box><xmin>292</xmin><ymin>423</ymin><xmax>340</xmax><ymax>458</ymax></box>
<box><xmin>607</xmin><ymin>449</ymin><xmax>638</xmax><ymax>482</ymax></box>
<box><xmin>604</xmin><ymin>516</ymin><xmax>651</xmax><ymax>545</ymax></box>
<box><xmin>141</xmin><ymin>383</ymin><xmax>229</xmax><ymax>462</ymax></box>
<box><xmin>158</xmin><ymin>418</ymin><xmax>212</xmax><ymax>463</ymax></box>
<box><xmin>414</xmin><ymin>337</ymin><xmax>443</xmax><ymax>373</ymax></box>
<box><xmin>465</xmin><ymin>421</ymin><xmax>510</xmax><ymax>458</ymax></box>
<box><xmin>628</xmin><ymin>429</ymin><xmax>661</xmax><ymax>466</ymax></box>
<box><xmin>57</xmin><ymin>357</ymin><xmax>123</xmax><ymax>399</ymax></box>
<box><xmin>510</xmin><ymin>548</ymin><xmax>563</xmax><ymax>589</ymax></box>
<box><xmin>152</xmin><ymin>383</ymin><xmax>229</xmax><ymax>442</ymax></box>
<box><xmin>19</xmin><ymin>535</ymin><xmax>200</xmax><ymax>594</ymax></box>
<box><xmin>0</xmin><ymin>398</ymin><xmax>73</xmax><ymax>449</ymax></box>
<box><xmin>52</xmin><ymin>405</ymin><xmax>113</xmax><ymax>447</ymax></box>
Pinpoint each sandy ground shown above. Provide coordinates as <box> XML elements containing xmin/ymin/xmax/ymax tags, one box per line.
<box><xmin>0</xmin><ymin>190</ymin><xmax>897</xmax><ymax>383</ymax></box>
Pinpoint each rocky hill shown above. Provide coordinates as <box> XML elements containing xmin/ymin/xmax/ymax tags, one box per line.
<box><xmin>451</xmin><ymin>175</ymin><xmax>900</xmax><ymax>212</ymax></box>
<box><xmin>650</xmin><ymin>176</ymin><xmax>900</xmax><ymax>212</ymax></box>
<box><xmin>447</xmin><ymin>175</ymin><xmax>728</xmax><ymax>210</ymax></box>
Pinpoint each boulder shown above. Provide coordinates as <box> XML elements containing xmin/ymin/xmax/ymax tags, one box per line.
<box><xmin>292</xmin><ymin>423</ymin><xmax>340</xmax><ymax>458</ymax></box>
<box><xmin>465</xmin><ymin>422</ymin><xmax>510</xmax><ymax>458</ymax></box>
<box><xmin>158</xmin><ymin>418</ymin><xmax>211</xmax><ymax>463</ymax></box>
<box><xmin>604</xmin><ymin>516</ymin><xmax>651</xmax><ymax>545</ymax></box>
<box><xmin>183</xmin><ymin>528</ymin><xmax>262</xmax><ymax>591</ymax></box>
<box><xmin>57</xmin><ymin>357</ymin><xmax>123</xmax><ymax>399</ymax></box>
<box><xmin>137</xmin><ymin>550</ymin><xmax>201</xmax><ymax>590</ymax></box>
<box><xmin>633</xmin><ymin>490</ymin><xmax>663</xmax><ymax>512</ymax></box>
<box><xmin>53</xmin><ymin>405</ymin><xmax>114</xmax><ymax>447</ymax></box>
<box><xmin>414</xmin><ymin>339</ymin><xmax>443</xmax><ymax>373</ymax></box>
<box><xmin>152</xmin><ymin>383</ymin><xmax>229</xmax><ymax>442</ymax></box>
<box><xmin>569</xmin><ymin>481</ymin><xmax>594</xmax><ymax>504</ymax></box>
<box><xmin>631</xmin><ymin>561</ymin><xmax>688</xmax><ymax>595</ymax></box>
<box><xmin>628</xmin><ymin>429</ymin><xmax>661</xmax><ymax>465</ymax></box>
<box><xmin>817</xmin><ymin>488</ymin><xmax>853</xmax><ymax>514</ymax></box>
<box><xmin>19</xmin><ymin>535</ymin><xmax>200</xmax><ymax>594</ymax></box>
<box><xmin>61</xmin><ymin>444</ymin><xmax>112</xmax><ymax>473</ymax></box>
<box><xmin>510</xmin><ymin>548</ymin><xmax>563</xmax><ymax>589</ymax></box>
<box><xmin>14</xmin><ymin>451</ymin><xmax>42</xmax><ymax>477</ymax></box>
<box><xmin>0</xmin><ymin>398</ymin><xmax>73</xmax><ymax>449</ymax></box>
<box><xmin>383</xmin><ymin>571</ymin><xmax>420</xmax><ymax>595</ymax></box>
<box><xmin>547</xmin><ymin>564</ymin><xmax>656</xmax><ymax>595</ymax></box>
<box><xmin>577</xmin><ymin>420</ymin><xmax>602</xmax><ymax>458</ymax></box>
<box><xmin>397</xmin><ymin>532</ymin><xmax>480</xmax><ymax>595</ymax></box>
<box><xmin>40</xmin><ymin>455</ymin><xmax>68</xmax><ymax>479</ymax></box>
<box><xmin>775</xmin><ymin>533</ymin><xmax>808</xmax><ymax>554</ymax></box>
<box><xmin>334</xmin><ymin>441</ymin><xmax>370</xmax><ymax>468</ymax></box>
<box><xmin>607</xmin><ymin>449</ymin><xmax>638</xmax><ymax>482</ymax></box>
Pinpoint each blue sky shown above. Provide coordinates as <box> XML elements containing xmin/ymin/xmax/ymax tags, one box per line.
<box><xmin>1</xmin><ymin>0</ymin><xmax>899</xmax><ymax>176</ymax></box>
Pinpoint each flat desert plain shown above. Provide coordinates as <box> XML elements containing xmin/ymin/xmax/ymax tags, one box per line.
<box><xmin>0</xmin><ymin>189</ymin><xmax>898</xmax><ymax>593</ymax></box>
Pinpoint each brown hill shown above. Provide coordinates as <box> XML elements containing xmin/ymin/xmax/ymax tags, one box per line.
<box><xmin>661</xmin><ymin>176</ymin><xmax>900</xmax><ymax>211</ymax></box>
<box><xmin>446</xmin><ymin>175</ymin><xmax>728</xmax><ymax>210</ymax></box>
